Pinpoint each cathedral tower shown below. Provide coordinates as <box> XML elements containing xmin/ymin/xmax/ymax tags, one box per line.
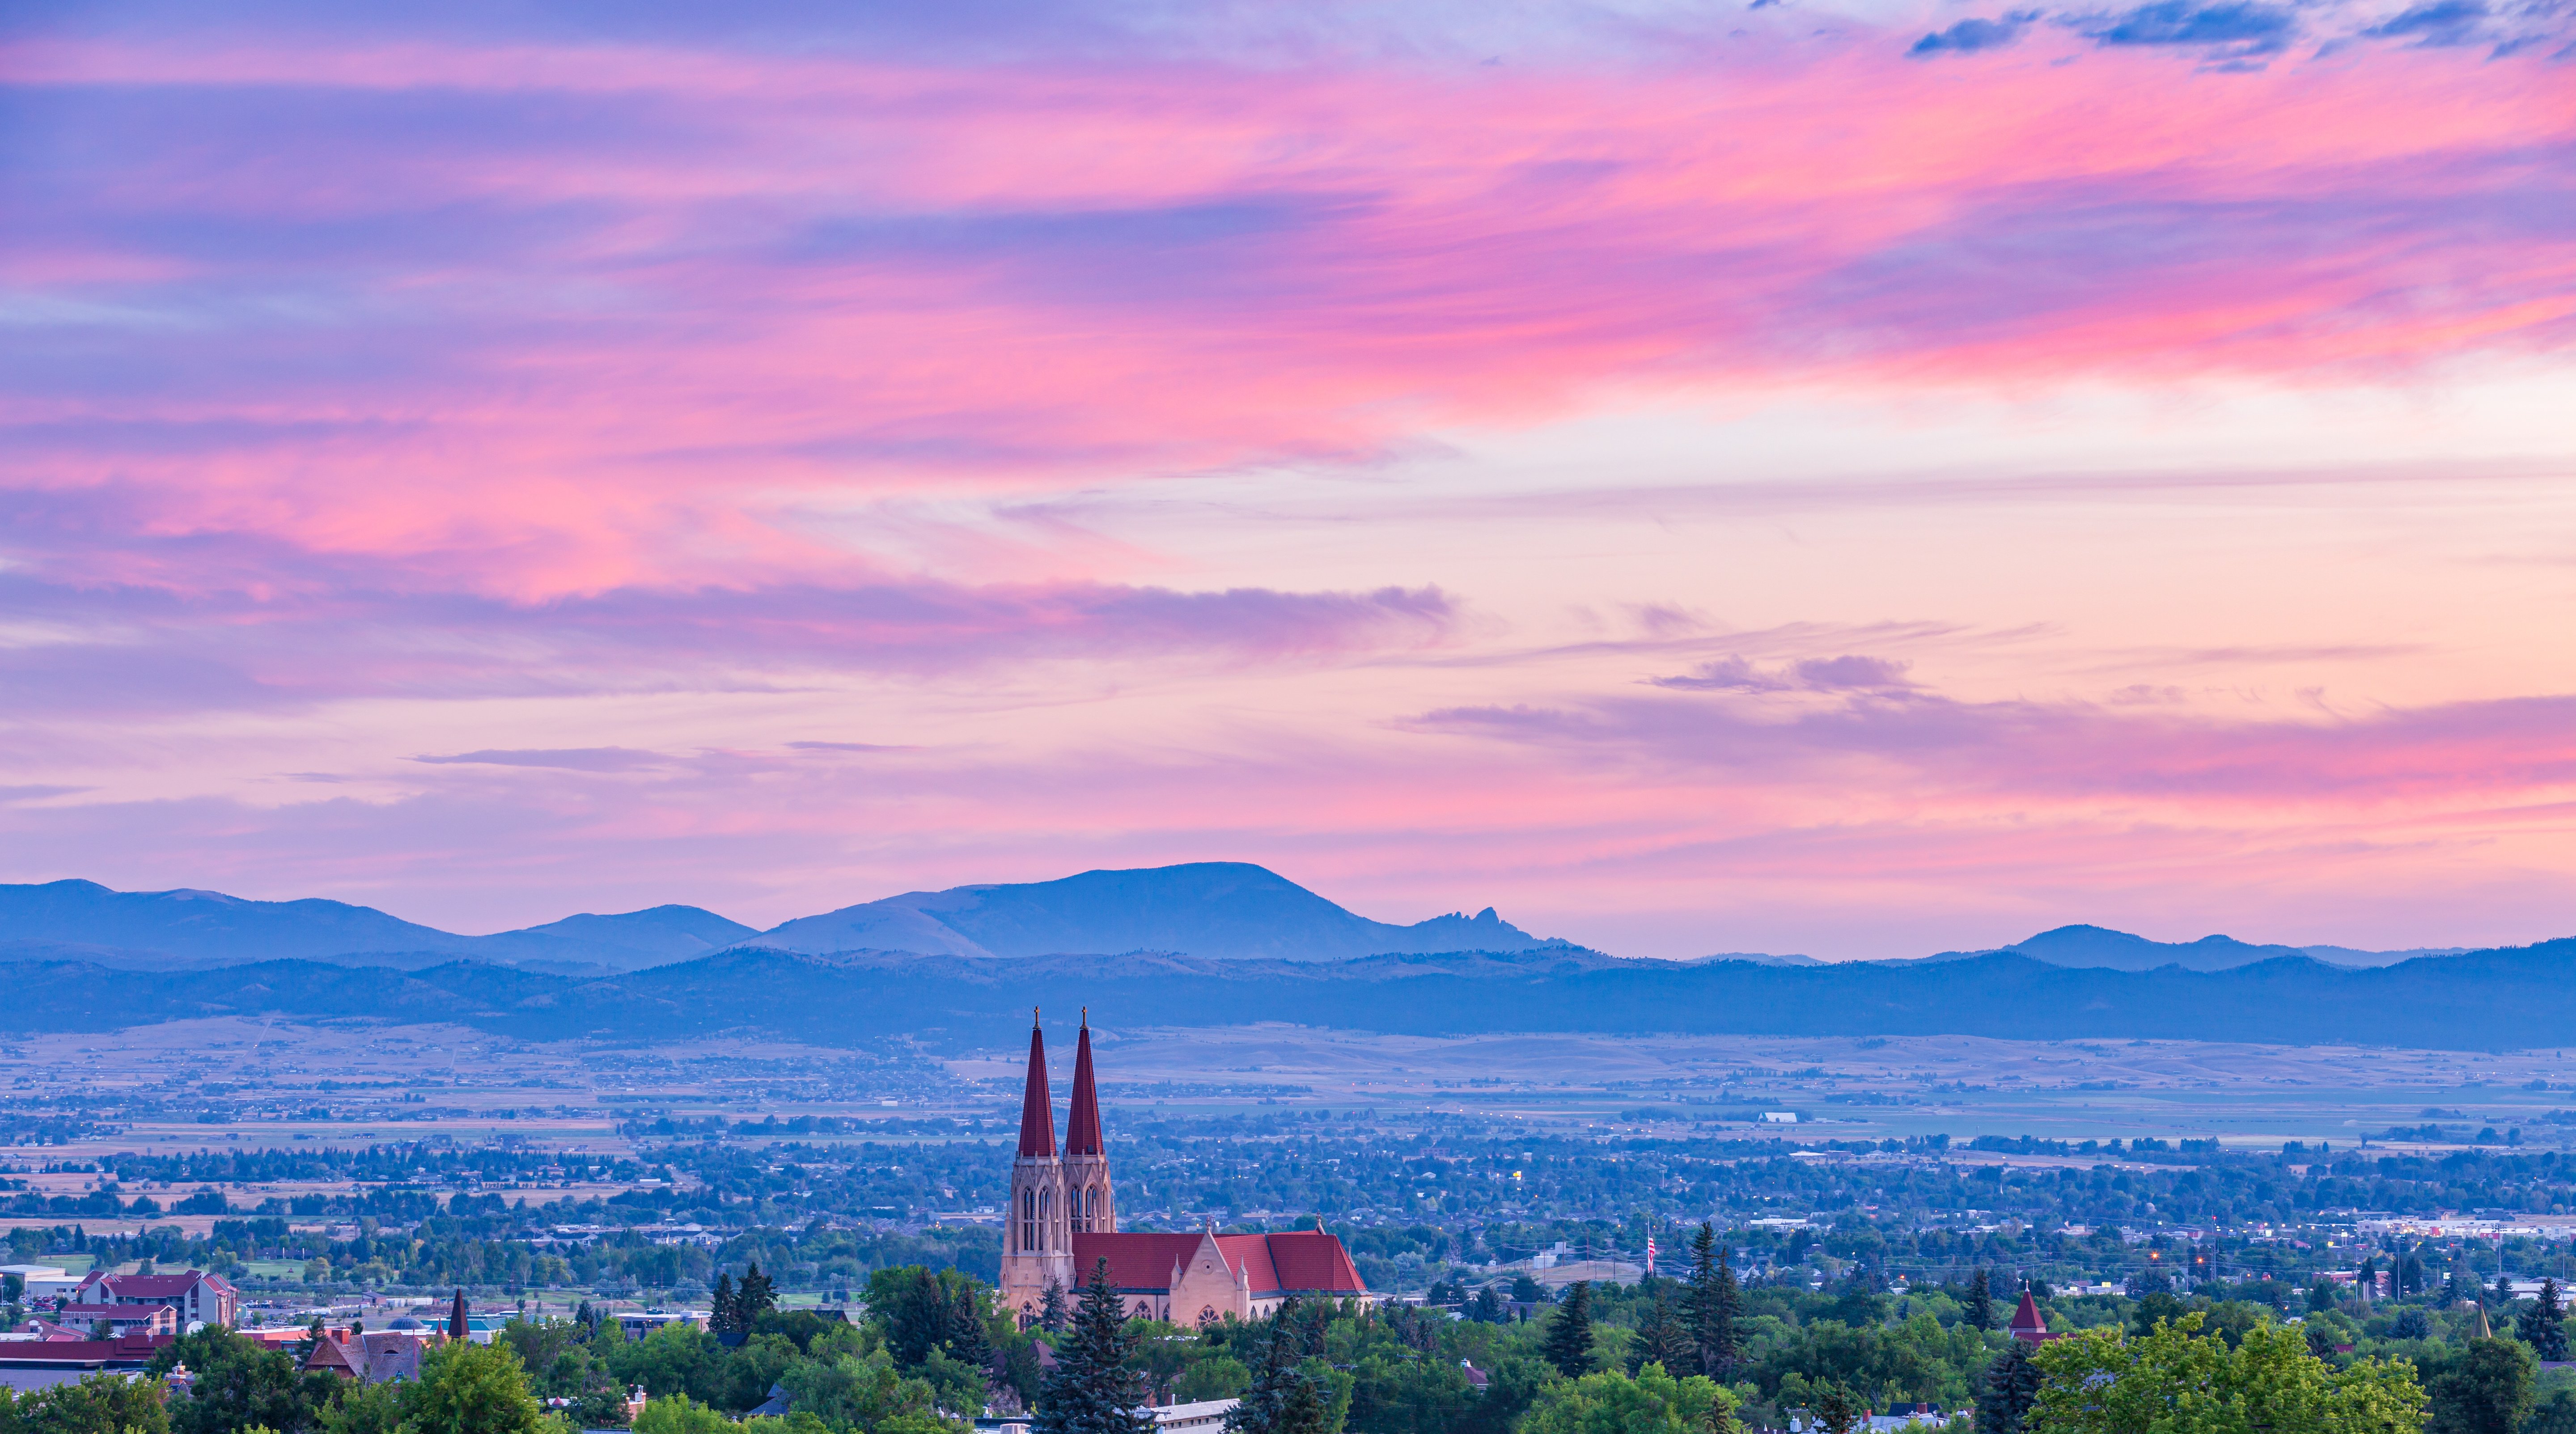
<box><xmin>1003</xmin><ymin>1013</ymin><xmax>1072</xmax><ymax>1317</ymax></box>
<box><xmin>1061</xmin><ymin>1012</ymin><xmax>1116</xmax><ymax>1236</ymax></box>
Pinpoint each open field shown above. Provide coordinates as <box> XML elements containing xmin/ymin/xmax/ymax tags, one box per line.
<box><xmin>8</xmin><ymin>1018</ymin><xmax>2573</xmax><ymax>1187</ymax></box>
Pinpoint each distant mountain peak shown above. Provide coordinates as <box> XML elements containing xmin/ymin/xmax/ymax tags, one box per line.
<box><xmin>741</xmin><ymin>861</ymin><xmax>1549</xmax><ymax>961</ymax></box>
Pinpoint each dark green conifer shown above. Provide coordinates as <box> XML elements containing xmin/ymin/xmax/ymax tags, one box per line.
<box><xmin>949</xmin><ymin>1282</ymin><xmax>998</xmax><ymax>1367</ymax></box>
<box><xmin>1964</xmin><ymin>1267</ymin><xmax>1994</xmax><ymax>1331</ymax></box>
<box><xmin>1629</xmin><ymin>1281</ymin><xmax>1695</xmax><ymax>1376</ymax></box>
<box><xmin>1226</xmin><ymin>1296</ymin><xmax>1331</xmax><ymax>1434</ymax></box>
<box><xmin>1975</xmin><ymin>1341</ymin><xmax>2041</xmax><ymax>1434</ymax></box>
<box><xmin>710</xmin><ymin>1273</ymin><xmax>737</xmax><ymax>1335</ymax></box>
<box><xmin>1542</xmin><ymin>1280</ymin><xmax>1597</xmax><ymax>1378</ymax></box>
<box><xmin>1035</xmin><ymin>1259</ymin><xmax>1150</xmax><ymax>1434</ymax></box>
<box><xmin>2521</xmin><ymin>1278</ymin><xmax>2570</xmax><ymax>1362</ymax></box>
<box><xmin>1685</xmin><ymin>1224</ymin><xmax>1740</xmax><ymax>1376</ymax></box>
<box><xmin>735</xmin><ymin>1262</ymin><xmax>777</xmax><ymax>1326</ymax></box>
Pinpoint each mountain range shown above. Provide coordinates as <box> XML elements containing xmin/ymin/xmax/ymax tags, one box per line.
<box><xmin>0</xmin><ymin>866</ymin><xmax>2485</xmax><ymax>974</ymax></box>
<box><xmin>3</xmin><ymin>941</ymin><xmax>2572</xmax><ymax>1052</ymax></box>
<box><xmin>0</xmin><ymin>863</ymin><xmax>1552</xmax><ymax>973</ymax></box>
<box><xmin>1915</xmin><ymin>924</ymin><xmax>2469</xmax><ymax>972</ymax></box>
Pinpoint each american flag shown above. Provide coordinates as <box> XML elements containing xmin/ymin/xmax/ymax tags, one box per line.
<box><xmin>1646</xmin><ymin>1235</ymin><xmax>1657</xmax><ymax>1277</ymax></box>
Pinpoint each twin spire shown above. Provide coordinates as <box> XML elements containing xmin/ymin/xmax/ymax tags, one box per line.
<box><xmin>1016</xmin><ymin>1007</ymin><xmax>1104</xmax><ymax>1158</ymax></box>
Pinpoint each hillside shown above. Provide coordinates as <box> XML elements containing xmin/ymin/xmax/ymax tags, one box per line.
<box><xmin>744</xmin><ymin>861</ymin><xmax>1550</xmax><ymax>960</ymax></box>
<box><xmin>0</xmin><ymin>865</ymin><xmax>1543</xmax><ymax>970</ymax></box>
<box><xmin>8</xmin><ymin>938</ymin><xmax>2574</xmax><ymax>1051</ymax></box>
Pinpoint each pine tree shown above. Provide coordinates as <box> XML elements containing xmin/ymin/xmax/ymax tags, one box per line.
<box><xmin>711</xmin><ymin>1274</ymin><xmax>737</xmax><ymax>1336</ymax></box>
<box><xmin>1965</xmin><ymin>1268</ymin><xmax>1994</xmax><ymax>1332</ymax></box>
<box><xmin>736</xmin><ymin>1262</ymin><xmax>777</xmax><ymax>1327</ymax></box>
<box><xmin>1036</xmin><ymin>1259</ymin><xmax>1151</xmax><ymax>1434</ymax></box>
<box><xmin>1226</xmin><ymin>1297</ymin><xmax>1331</xmax><ymax>1434</ymax></box>
<box><xmin>890</xmin><ymin>1268</ymin><xmax>953</xmax><ymax>1367</ymax></box>
<box><xmin>1628</xmin><ymin>1282</ymin><xmax>1695</xmax><ymax>1376</ymax></box>
<box><xmin>950</xmin><ymin>1283</ymin><xmax>998</xmax><ymax>1368</ymax></box>
<box><xmin>1975</xmin><ymin>1341</ymin><xmax>2042</xmax><ymax>1434</ymax></box>
<box><xmin>1712</xmin><ymin>1246</ymin><xmax>1741</xmax><ymax>1368</ymax></box>
<box><xmin>1471</xmin><ymin>1288</ymin><xmax>1505</xmax><ymax>1324</ymax></box>
<box><xmin>1039</xmin><ymin>1279</ymin><xmax>1071</xmax><ymax>1333</ymax></box>
<box><xmin>2520</xmin><ymin>1278</ymin><xmax>2570</xmax><ymax>1362</ymax></box>
<box><xmin>1812</xmin><ymin>1381</ymin><xmax>1866</xmax><ymax>1434</ymax></box>
<box><xmin>1542</xmin><ymin>1280</ymin><xmax>1597</xmax><ymax>1378</ymax></box>
<box><xmin>1683</xmin><ymin>1226</ymin><xmax>1742</xmax><ymax>1378</ymax></box>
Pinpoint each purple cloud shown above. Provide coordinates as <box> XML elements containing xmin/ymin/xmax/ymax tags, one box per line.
<box><xmin>1649</xmin><ymin>654</ymin><xmax>1915</xmax><ymax>692</ymax></box>
<box><xmin>411</xmin><ymin>749</ymin><xmax>669</xmax><ymax>772</ymax></box>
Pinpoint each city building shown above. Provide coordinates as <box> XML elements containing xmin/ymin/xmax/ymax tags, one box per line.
<box><xmin>305</xmin><ymin>1330</ymin><xmax>429</xmax><ymax>1383</ymax></box>
<box><xmin>998</xmin><ymin>1013</ymin><xmax>1373</xmax><ymax>1326</ymax></box>
<box><xmin>67</xmin><ymin>1269</ymin><xmax>237</xmax><ymax>1329</ymax></box>
<box><xmin>31</xmin><ymin>1306</ymin><xmax>178</xmax><ymax>1340</ymax></box>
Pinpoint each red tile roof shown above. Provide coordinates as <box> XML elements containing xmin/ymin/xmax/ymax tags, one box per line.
<box><xmin>1257</xmin><ymin>1231</ymin><xmax>1367</xmax><ymax>1295</ymax></box>
<box><xmin>1072</xmin><ymin>1232</ymin><xmax>1208</xmax><ymax>1291</ymax></box>
<box><xmin>74</xmin><ymin>1271</ymin><xmax>229</xmax><ymax>1300</ymax></box>
<box><xmin>0</xmin><ymin>1333</ymin><xmax>173</xmax><ymax>1365</ymax></box>
<box><xmin>1067</xmin><ymin>1231</ymin><xmax>1368</xmax><ymax>1297</ymax></box>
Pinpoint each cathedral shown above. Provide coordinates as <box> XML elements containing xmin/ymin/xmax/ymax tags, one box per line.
<box><xmin>999</xmin><ymin>1013</ymin><xmax>1374</xmax><ymax>1326</ymax></box>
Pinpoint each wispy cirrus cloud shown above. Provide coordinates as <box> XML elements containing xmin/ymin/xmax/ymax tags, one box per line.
<box><xmin>5</xmin><ymin>11</ymin><xmax>2571</xmax><ymax>602</ymax></box>
<box><xmin>2</xmin><ymin>0</ymin><xmax>2572</xmax><ymax>953</ymax></box>
<box><xmin>1417</xmin><ymin>684</ymin><xmax>2576</xmax><ymax>804</ymax></box>
<box><xmin>411</xmin><ymin>748</ymin><xmax>669</xmax><ymax>772</ymax></box>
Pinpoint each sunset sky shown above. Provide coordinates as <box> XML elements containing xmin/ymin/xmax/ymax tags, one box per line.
<box><xmin>5</xmin><ymin>0</ymin><xmax>2573</xmax><ymax>958</ymax></box>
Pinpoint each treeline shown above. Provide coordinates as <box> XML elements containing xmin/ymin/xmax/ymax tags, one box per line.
<box><xmin>97</xmin><ymin>1144</ymin><xmax>648</xmax><ymax>1187</ymax></box>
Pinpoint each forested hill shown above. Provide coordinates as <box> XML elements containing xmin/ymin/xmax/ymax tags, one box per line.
<box><xmin>9</xmin><ymin>938</ymin><xmax>2576</xmax><ymax>1050</ymax></box>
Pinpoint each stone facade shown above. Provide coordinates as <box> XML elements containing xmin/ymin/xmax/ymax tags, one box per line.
<box><xmin>996</xmin><ymin>1015</ymin><xmax>1373</xmax><ymax>1327</ymax></box>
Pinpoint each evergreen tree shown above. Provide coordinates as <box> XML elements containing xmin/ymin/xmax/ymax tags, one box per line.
<box><xmin>2521</xmin><ymin>1278</ymin><xmax>2570</xmax><ymax>1362</ymax></box>
<box><xmin>888</xmin><ymin>1268</ymin><xmax>953</xmax><ymax>1367</ymax></box>
<box><xmin>1627</xmin><ymin>1282</ymin><xmax>1695</xmax><ymax>1376</ymax></box>
<box><xmin>1811</xmin><ymin>1380</ymin><xmax>1866</xmax><ymax>1434</ymax></box>
<box><xmin>1975</xmin><ymin>1341</ymin><xmax>2042</xmax><ymax>1434</ymax></box>
<box><xmin>2393</xmin><ymin>1307</ymin><xmax>2432</xmax><ymax>1340</ymax></box>
<box><xmin>1964</xmin><ymin>1268</ymin><xmax>1994</xmax><ymax>1332</ymax></box>
<box><xmin>1542</xmin><ymin>1281</ymin><xmax>1597</xmax><ymax>1378</ymax></box>
<box><xmin>710</xmin><ymin>1274</ymin><xmax>737</xmax><ymax>1336</ymax></box>
<box><xmin>1039</xmin><ymin>1279</ymin><xmax>1071</xmax><ymax>1333</ymax></box>
<box><xmin>1226</xmin><ymin>1297</ymin><xmax>1331</xmax><ymax>1434</ymax></box>
<box><xmin>1684</xmin><ymin>1224</ymin><xmax>1739</xmax><ymax>1377</ymax></box>
<box><xmin>949</xmin><ymin>1283</ymin><xmax>998</xmax><ymax>1368</ymax></box>
<box><xmin>1036</xmin><ymin>1260</ymin><xmax>1150</xmax><ymax>1434</ymax></box>
<box><xmin>1470</xmin><ymin>1288</ymin><xmax>1506</xmax><ymax>1324</ymax></box>
<box><xmin>735</xmin><ymin>1262</ymin><xmax>777</xmax><ymax>1326</ymax></box>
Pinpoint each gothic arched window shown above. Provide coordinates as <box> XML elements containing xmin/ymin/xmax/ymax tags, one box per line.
<box><xmin>1020</xmin><ymin>1188</ymin><xmax>1035</xmax><ymax>1252</ymax></box>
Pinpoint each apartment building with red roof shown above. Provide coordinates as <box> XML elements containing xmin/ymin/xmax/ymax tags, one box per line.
<box><xmin>67</xmin><ymin>1269</ymin><xmax>237</xmax><ymax>1330</ymax></box>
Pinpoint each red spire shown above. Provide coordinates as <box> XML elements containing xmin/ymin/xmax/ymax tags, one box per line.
<box><xmin>2010</xmin><ymin>1291</ymin><xmax>2045</xmax><ymax>1333</ymax></box>
<box><xmin>1066</xmin><ymin>1011</ymin><xmax>1103</xmax><ymax>1155</ymax></box>
<box><xmin>1017</xmin><ymin>1010</ymin><xmax>1056</xmax><ymax>1157</ymax></box>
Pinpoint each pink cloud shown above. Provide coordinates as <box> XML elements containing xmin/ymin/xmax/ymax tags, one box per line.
<box><xmin>4</xmin><ymin>4</ymin><xmax>2573</xmax><ymax>954</ymax></box>
<box><xmin>4</xmin><ymin>20</ymin><xmax>2570</xmax><ymax>601</ymax></box>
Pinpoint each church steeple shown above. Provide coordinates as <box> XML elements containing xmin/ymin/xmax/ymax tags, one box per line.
<box><xmin>1017</xmin><ymin>1010</ymin><xmax>1056</xmax><ymax>1158</ymax></box>
<box><xmin>1060</xmin><ymin>1009</ymin><xmax>1117</xmax><ymax>1236</ymax></box>
<box><xmin>1066</xmin><ymin>1012</ymin><xmax>1103</xmax><ymax>1156</ymax></box>
<box><xmin>1004</xmin><ymin>1010</ymin><xmax>1072</xmax><ymax>1324</ymax></box>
